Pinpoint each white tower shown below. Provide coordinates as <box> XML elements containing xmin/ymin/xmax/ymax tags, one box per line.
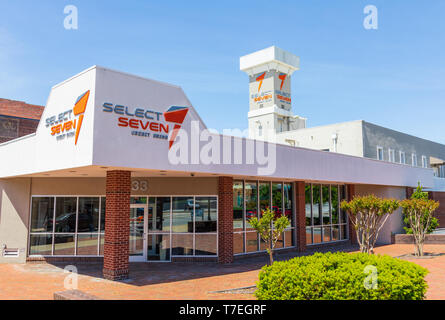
<box><xmin>240</xmin><ymin>46</ymin><xmax>306</xmax><ymax>140</ymax></box>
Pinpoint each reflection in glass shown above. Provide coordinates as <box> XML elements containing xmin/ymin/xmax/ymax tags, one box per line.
<box><xmin>284</xmin><ymin>183</ymin><xmax>293</xmax><ymax>227</ymax></box>
<box><xmin>172</xmin><ymin>197</ymin><xmax>194</xmax><ymax>233</ymax></box>
<box><xmin>284</xmin><ymin>229</ymin><xmax>294</xmax><ymax>247</ymax></box>
<box><xmin>99</xmin><ymin>234</ymin><xmax>105</xmax><ymax>255</ymax></box>
<box><xmin>147</xmin><ymin>234</ymin><xmax>171</xmax><ymax>261</ymax></box>
<box><xmin>195</xmin><ymin>234</ymin><xmax>217</xmax><ymax>256</ymax></box>
<box><xmin>149</xmin><ymin>197</ymin><xmax>171</xmax><ymax>232</ymax></box>
<box><xmin>259</xmin><ymin>182</ymin><xmax>270</xmax><ymax>214</ymax></box>
<box><xmin>171</xmin><ymin>234</ymin><xmax>193</xmax><ymax>255</ymax></box>
<box><xmin>54</xmin><ymin>197</ymin><xmax>77</xmax><ymax>233</ymax></box>
<box><xmin>245</xmin><ymin>181</ymin><xmax>258</xmax><ymax>230</ymax></box>
<box><xmin>129</xmin><ymin>207</ymin><xmax>144</xmax><ymax>256</ymax></box>
<box><xmin>233</xmin><ymin>181</ymin><xmax>244</xmax><ymax>230</ymax></box>
<box><xmin>272</xmin><ymin>183</ymin><xmax>282</xmax><ymax>216</ymax></box>
<box><xmin>323</xmin><ymin>226</ymin><xmax>331</xmax><ymax>242</ymax></box>
<box><xmin>77</xmin><ymin>234</ymin><xmax>98</xmax><ymax>255</ymax></box>
<box><xmin>29</xmin><ymin>234</ymin><xmax>52</xmax><ymax>255</ymax></box>
<box><xmin>195</xmin><ymin>197</ymin><xmax>217</xmax><ymax>232</ymax></box>
<box><xmin>306</xmin><ymin>227</ymin><xmax>312</xmax><ymax>244</ymax></box>
<box><xmin>54</xmin><ymin>234</ymin><xmax>75</xmax><ymax>255</ymax></box>
<box><xmin>305</xmin><ymin>185</ymin><xmax>312</xmax><ymax>226</ymax></box>
<box><xmin>340</xmin><ymin>185</ymin><xmax>348</xmax><ymax>224</ymax></box>
<box><xmin>312</xmin><ymin>185</ymin><xmax>321</xmax><ymax>225</ymax></box>
<box><xmin>100</xmin><ymin>197</ymin><xmax>106</xmax><ymax>232</ymax></box>
<box><xmin>233</xmin><ymin>232</ymin><xmax>244</xmax><ymax>254</ymax></box>
<box><xmin>31</xmin><ymin>197</ymin><xmax>54</xmax><ymax>233</ymax></box>
<box><xmin>131</xmin><ymin>197</ymin><xmax>147</xmax><ymax>204</ymax></box>
<box><xmin>313</xmin><ymin>227</ymin><xmax>322</xmax><ymax>244</ymax></box>
<box><xmin>77</xmin><ymin>197</ymin><xmax>99</xmax><ymax>232</ymax></box>
<box><xmin>341</xmin><ymin>224</ymin><xmax>348</xmax><ymax>240</ymax></box>
<box><xmin>332</xmin><ymin>226</ymin><xmax>340</xmax><ymax>241</ymax></box>
<box><xmin>322</xmin><ymin>185</ymin><xmax>330</xmax><ymax>225</ymax></box>
<box><xmin>246</xmin><ymin>232</ymin><xmax>259</xmax><ymax>252</ymax></box>
<box><xmin>331</xmin><ymin>186</ymin><xmax>339</xmax><ymax>224</ymax></box>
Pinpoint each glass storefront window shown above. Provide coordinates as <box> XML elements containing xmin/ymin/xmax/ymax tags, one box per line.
<box><xmin>54</xmin><ymin>197</ymin><xmax>77</xmax><ymax>233</ymax></box>
<box><xmin>233</xmin><ymin>181</ymin><xmax>244</xmax><ymax>231</ymax></box>
<box><xmin>305</xmin><ymin>184</ymin><xmax>348</xmax><ymax>245</ymax></box>
<box><xmin>172</xmin><ymin>197</ymin><xmax>194</xmax><ymax>233</ymax></box>
<box><xmin>245</xmin><ymin>181</ymin><xmax>258</xmax><ymax>230</ymax></box>
<box><xmin>30</xmin><ymin>197</ymin><xmax>54</xmax><ymax>233</ymax></box>
<box><xmin>233</xmin><ymin>180</ymin><xmax>296</xmax><ymax>254</ymax></box>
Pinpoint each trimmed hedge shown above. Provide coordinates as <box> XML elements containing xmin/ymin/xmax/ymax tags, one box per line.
<box><xmin>255</xmin><ymin>252</ymin><xmax>428</xmax><ymax>300</ymax></box>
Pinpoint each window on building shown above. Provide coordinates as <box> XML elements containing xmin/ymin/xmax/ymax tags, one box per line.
<box><xmin>305</xmin><ymin>184</ymin><xmax>348</xmax><ymax>245</ymax></box>
<box><xmin>376</xmin><ymin>146</ymin><xmax>384</xmax><ymax>161</ymax></box>
<box><xmin>233</xmin><ymin>181</ymin><xmax>295</xmax><ymax>255</ymax></box>
<box><xmin>412</xmin><ymin>154</ymin><xmax>418</xmax><ymax>167</ymax></box>
<box><xmin>389</xmin><ymin>149</ymin><xmax>395</xmax><ymax>163</ymax></box>
<box><xmin>29</xmin><ymin>196</ymin><xmax>105</xmax><ymax>256</ymax></box>
<box><xmin>258</xmin><ymin>124</ymin><xmax>263</xmax><ymax>137</ymax></box>
<box><xmin>399</xmin><ymin>151</ymin><xmax>406</xmax><ymax>164</ymax></box>
<box><xmin>422</xmin><ymin>155</ymin><xmax>428</xmax><ymax>168</ymax></box>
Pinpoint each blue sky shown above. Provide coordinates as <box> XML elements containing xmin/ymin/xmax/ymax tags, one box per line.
<box><xmin>0</xmin><ymin>1</ymin><xmax>444</xmax><ymax>142</ymax></box>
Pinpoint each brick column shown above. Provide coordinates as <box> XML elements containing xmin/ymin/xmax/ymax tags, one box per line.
<box><xmin>347</xmin><ymin>184</ymin><xmax>358</xmax><ymax>245</ymax></box>
<box><xmin>103</xmin><ymin>170</ymin><xmax>131</xmax><ymax>281</ymax></box>
<box><xmin>218</xmin><ymin>176</ymin><xmax>233</xmax><ymax>264</ymax></box>
<box><xmin>295</xmin><ymin>181</ymin><xmax>307</xmax><ymax>252</ymax></box>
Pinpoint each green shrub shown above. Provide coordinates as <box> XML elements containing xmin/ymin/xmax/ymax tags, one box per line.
<box><xmin>255</xmin><ymin>252</ymin><xmax>428</xmax><ymax>300</ymax></box>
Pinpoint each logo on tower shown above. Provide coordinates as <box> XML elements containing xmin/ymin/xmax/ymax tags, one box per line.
<box><xmin>278</xmin><ymin>73</ymin><xmax>287</xmax><ymax>90</ymax></box>
<box><xmin>256</xmin><ymin>72</ymin><xmax>266</xmax><ymax>92</ymax></box>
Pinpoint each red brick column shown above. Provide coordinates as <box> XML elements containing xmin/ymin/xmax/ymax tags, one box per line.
<box><xmin>218</xmin><ymin>176</ymin><xmax>233</xmax><ymax>264</ymax></box>
<box><xmin>103</xmin><ymin>170</ymin><xmax>131</xmax><ymax>280</ymax></box>
<box><xmin>347</xmin><ymin>184</ymin><xmax>358</xmax><ymax>245</ymax></box>
<box><xmin>295</xmin><ymin>181</ymin><xmax>307</xmax><ymax>252</ymax></box>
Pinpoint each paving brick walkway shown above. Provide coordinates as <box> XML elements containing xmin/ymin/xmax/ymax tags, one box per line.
<box><xmin>0</xmin><ymin>244</ymin><xmax>444</xmax><ymax>300</ymax></box>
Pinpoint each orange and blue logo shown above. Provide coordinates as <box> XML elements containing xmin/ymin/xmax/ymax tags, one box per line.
<box><xmin>256</xmin><ymin>72</ymin><xmax>266</xmax><ymax>92</ymax></box>
<box><xmin>47</xmin><ymin>90</ymin><xmax>90</xmax><ymax>145</ymax></box>
<box><xmin>278</xmin><ymin>73</ymin><xmax>287</xmax><ymax>90</ymax></box>
<box><xmin>163</xmin><ymin>106</ymin><xmax>189</xmax><ymax>149</ymax></box>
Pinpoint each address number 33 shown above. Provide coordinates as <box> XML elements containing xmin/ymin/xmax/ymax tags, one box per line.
<box><xmin>131</xmin><ymin>180</ymin><xmax>148</xmax><ymax>192</ymax></box>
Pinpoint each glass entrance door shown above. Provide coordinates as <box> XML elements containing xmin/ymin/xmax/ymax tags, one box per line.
<box><xmin>147</xmin><ymin>197</ymin><xmax>171</xmax><ymax>261</ymax></box>
<box><xmin>129</xmin><ymin>199</ymin><xmax>171</xmax><ymax>262</ymax></box>
<box><xmin>129</xmin><ymin>206</ymin><xmax>147</xmax><ymax>262</ymax></box>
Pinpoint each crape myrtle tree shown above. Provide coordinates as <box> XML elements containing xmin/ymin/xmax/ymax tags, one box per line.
<box><xmin>401</xmin><ymin>184</ymin><xmax>439</xmax><ymax>257</ymax></box>
<box><xmin>402</xmin><ymin>184</ymin><xmax>438</xmax><ymax>235</ymax></box>
<box><xmin>341</xmin><ymin>195</ymin><xmax>400</xmax><ymax>254</ymax></box>
<box><xmin>248</xmin><ymin>207</ymin><xmax>290</xmax><ymax>265</ymax></box>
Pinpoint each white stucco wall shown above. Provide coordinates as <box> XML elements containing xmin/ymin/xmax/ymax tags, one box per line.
<box><xmin>355</xmin><ymin>184</ymin><xmax>406</xmax><ymax>245</ymax></box>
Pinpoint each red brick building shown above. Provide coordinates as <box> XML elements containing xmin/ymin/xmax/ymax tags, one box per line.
<box><xmin>0</xmin><ymin>98</ymin><xmax>44</xmax><ymax>143</ymax></box>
